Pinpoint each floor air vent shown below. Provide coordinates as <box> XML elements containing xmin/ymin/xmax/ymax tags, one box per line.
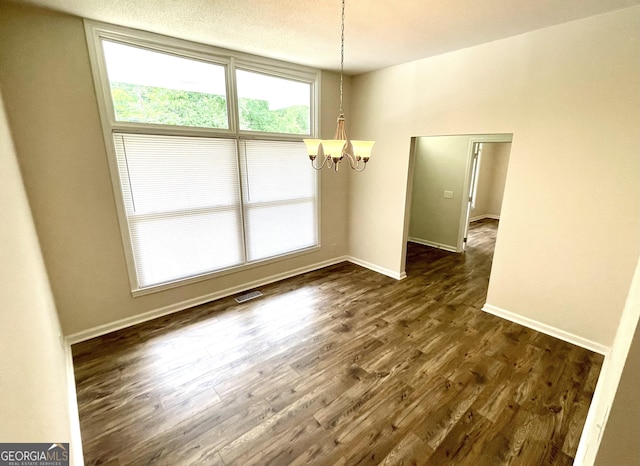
<box><xmin>235</xmin><ymin>290</ymin><xmax>263</xmax><ymax>303</ymax></box>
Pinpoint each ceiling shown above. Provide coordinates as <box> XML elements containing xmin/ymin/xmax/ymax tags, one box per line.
<box><xmin>8</xmin><ymin>0</ymin><xmax>640</xmax><ymax>74</ymax></box>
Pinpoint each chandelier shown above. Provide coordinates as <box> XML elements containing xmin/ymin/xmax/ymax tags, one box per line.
<box><xmin>303</xmin><ymin>0</ymin><xmax>375</xmax><ymax>172</ymax></box>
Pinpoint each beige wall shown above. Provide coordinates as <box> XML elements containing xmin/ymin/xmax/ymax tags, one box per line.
<box><xmin>408</xmin><ymin>135</ymin><xmax>472</xmax><ymax>249</ymax></box>
<box><xmin>0</xmin><ymin>88</ymin><xmax>73</xmax><ymax>447</ymax></box>
<box><xmin>472</xmin><ymin>142</ymin><xmax>510</xmax><ymax>220</ymax></box>
<box><xmin>349</xmin><ymin>7</ymin><xmax>640</xmax><ymax>346</ymax></box>
<box><xmin>0</xmin><ymin>3</ymin><xmax>350</xmax><ymax>336</ymax></box>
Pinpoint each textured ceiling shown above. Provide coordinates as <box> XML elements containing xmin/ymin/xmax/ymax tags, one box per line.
<box><xmin>7</xmin><ymin>0</ymin><xmax>640</xmax><ymax>74</ymax></box>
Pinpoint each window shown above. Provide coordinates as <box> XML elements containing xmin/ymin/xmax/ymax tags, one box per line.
<box><xmin>85</xmin><ymin>22</ymin><xmax>319</xmax><ymax>293</ymax></box>
<box><xmin>102</xmin><ymin>40</ymin><xmax>229</xmax><ymax>129</ymax></box>
<box><xmin>240</xmin><ymin>140</ymin><xmax>317</xmax><ymax>261</ymax></box>
<box><xmin>236</xmin><ymin>70</ymin><xmax>310</xmax><ymax>134</ymax></box>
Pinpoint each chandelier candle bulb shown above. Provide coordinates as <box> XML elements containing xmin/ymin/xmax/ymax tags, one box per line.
<box><xmin>303</xmin><ymin>139</ymin><xmax>323</xmax><ymax>160</ymax></box>
<box><xmin>350</xmin><ymin>140</ymin><xmax>376</xmax><ymax>161</ymax></box>
<box><xmin>322</xmin><ymin>139</ymin><xmax>347</xmax><ymax>161</ymax></box>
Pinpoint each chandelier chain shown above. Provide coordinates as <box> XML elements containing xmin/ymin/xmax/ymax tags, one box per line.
<box><xmin>339</xmin><ymin>0</ymin><xmax>345</xmax><ymax>115</ymax></box>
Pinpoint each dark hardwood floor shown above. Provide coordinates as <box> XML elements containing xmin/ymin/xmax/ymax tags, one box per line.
<box><xmin>72</xmin><ymin>219</ymin><xmax>603</xmax><ymax>465</ymax></box>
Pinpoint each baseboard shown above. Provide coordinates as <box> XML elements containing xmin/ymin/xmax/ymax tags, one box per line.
<box><xmin>408</xmin><ymin>237</ymin><xmax>458</xmax><ymax>253</ymax></box>
<box><xmin>64</xmin><ymin>341</ymin><xmax>84</xmax><ymax>465</ymax></box>
<box><xmin>67</xmin><ymin>253</ymin><xmax>411</xmax><ymax>344</ymax></box>
<box><xmin>345</xmin><ymin>256</ymin><xmax>406</xmax><ymax>280</ymax></box>
<box><xmin>67</xmin><ymin>256</ymin><xmax>349</xmax><ymax>344</ymax></box>
<box><xmin>469</xmin><ymin>214</ymin><xmax>500</xmax><ymax>222</ymax></box>
<box><xmin>482</xmin><ymin>304</ymin><xmax>609</xmax><ymax>355</ymax></box>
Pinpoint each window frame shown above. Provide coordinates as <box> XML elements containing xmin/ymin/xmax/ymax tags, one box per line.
<box><xmin>84</xmin><ymin>20</ymin><xmax>321</xmax><ymax>296</ymax></box>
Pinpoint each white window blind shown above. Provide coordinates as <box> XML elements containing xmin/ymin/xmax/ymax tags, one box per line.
<box><xmin>112</xmin><ymin>135</ymin><xmax>318</xmax><ymax>288</ymax></box>
<box><xmin>240</xmin><ymin>140</ymin><xmax>318</xmax><ymax>261</ymax></box>
<box><xmin>86</xmin><ymin>22</ymin><xmax>319</xmax><ymax>292</ymax></box>
<box><xmin>113</xmin><ymin>134</ymin><xmax>244</xmax><ymax>287</ymax></box>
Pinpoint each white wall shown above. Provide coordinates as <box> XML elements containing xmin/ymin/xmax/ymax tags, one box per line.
<box><xmin>0</xmin><ymin>3</ymin><xmax>350</xmax><ymax>338</ymax></box>
<box><xmin>349</xmin><ymin>6</ymin><xmax>640</xmax><ymax>347</ymax></box>
<box><xmin>0</xmin><ymin>87</ymin><xmax>73</xmax><ymax>450</ymax></box>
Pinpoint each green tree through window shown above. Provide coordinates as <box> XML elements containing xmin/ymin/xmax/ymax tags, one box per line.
<box><xmin>111</xmin><ymin>82</ymin><xmax>228</xmax><ymax>128</ymax></box>
<box><xmin>111</xmin><ymin>82</ymin><xmax>309</xmax><ymax>134</ymax></box>
<box><xmin>238</xmin><ymin>98</ymin><xmax>309</xmax><ymax>134</ymax></box>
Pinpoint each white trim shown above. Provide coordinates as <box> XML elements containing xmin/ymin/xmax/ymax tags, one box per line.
<box><xmin>67</xmin><ymin>254</ymin><xmax>408</xmax><ymax>344</ymax></box>
<box><xmin>469</xmin><ymin>214</ymin><xmax>500</xmax><ymax>222</ymax></box>
<box><xmin>574</xmin><ymin>356</ymin><xmax>612</xmax><ymax>466</ymax></box>
<box><xmin>64</xmin><ymin>341</ymin><xmax>84</xmax><ymax>465</ymax></box>
<box><xmin>459</xmin><ymin>140</ymin><xmax>476</xmax><ymax>251</ymax></box>
<box><xmin>346</xmin><ymin>256</ymin><xmax>407</xmax><ymax>280</ymax></box>
<box><xmin>481</xmin><ymin>304</ymin><xmax>609</xmax><ymax>355</ymax></box>
<box><xmin>458</xmin><ymin>135</ymin><xmax>513</xmax><ymax>251</ymax></box>
<box><xmin>130</xmin><ymin>244</ymin><xmax>321</xmax><ymax>297</ymax></box>
<box><xmin>67</xmin><ymin>256</ymin><xmax>347</xmax><ymax>344</ymax></box>
<box><xmin>408</xmin><ymin>237</ymin><xmax>458</xmax><ymax>253</ymax></box>
<box><xmin>574</xmin><ymin>255</ymin><xmax>640</xmax><ymax>465</ymax></box>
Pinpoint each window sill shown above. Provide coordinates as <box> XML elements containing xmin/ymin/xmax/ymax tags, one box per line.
<box><xmin>130</xmin><ymin>244</ymin><xmax>321</xmax><ymax>297</ymax></box>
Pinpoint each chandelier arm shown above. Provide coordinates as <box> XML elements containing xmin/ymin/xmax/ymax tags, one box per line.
<box><xmin>344</xmin><ymin>152</ymin><xmax>367</xmax><ymax>171</ymax></box>
<box><xmin>327</xmin><ymin>157</ymin><xmax>336</xmax><ymax>171</ymax></box>
<box><xmin>310</xmin><ymin>156</ymin><xmax>328</xmax><ymax>170</ymax></box>
<box><xmin>343</xmin><ymin>151</ymin><xmax>358</xmax><ymax>166</ymax></box>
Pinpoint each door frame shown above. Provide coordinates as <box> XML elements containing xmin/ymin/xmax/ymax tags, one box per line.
<box><xmin>456</xmin><ymin>134</ymin><xmax>513</xmax><ymax>252</ymax></box>
<box><xmin>461</xmin><ymin>141</ymin><xmax>483</xmax><ymax>251</ymax></box>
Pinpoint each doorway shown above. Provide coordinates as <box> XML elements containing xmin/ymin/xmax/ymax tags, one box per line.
<box><xmin>464</xmin><ymin>141</ymin><xmax>512</xmax><ymax>249</ymax></box>
<box><xmin>402</xmin><ymin>134</ymin><xmax>512</xmax><ymax>271</ymax></box>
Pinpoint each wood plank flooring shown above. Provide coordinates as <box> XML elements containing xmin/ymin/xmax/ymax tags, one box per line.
<box><xmin>72</xmin><ymin>219</ymin><xmax>603</xmax><ymax>465</ymax></box>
